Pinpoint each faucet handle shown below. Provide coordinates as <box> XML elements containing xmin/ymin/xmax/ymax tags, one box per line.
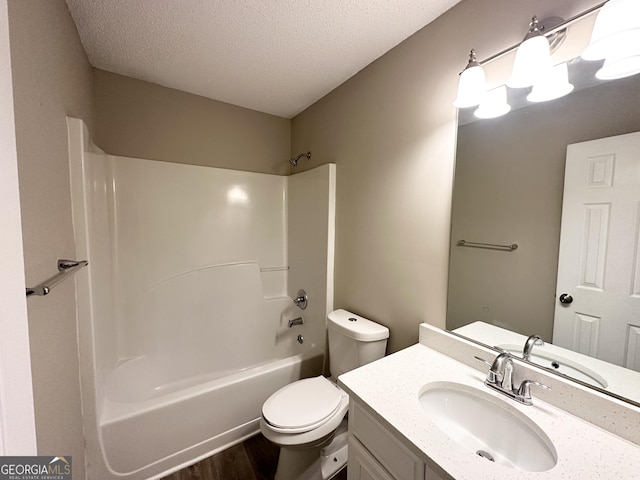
<box><xmin>474</xmin><ymin>355</ymin><xmax>492</xmax><ymax>367</ymax></box>
<box><xmin>293</xmin><ymin>289</ymin><xmax>308</xmax><ymax>310</ymax></box>
<box><xmin>517</xmin><ymin>380</ymin><xmax>551</xmax><ymax>405</ymax></box>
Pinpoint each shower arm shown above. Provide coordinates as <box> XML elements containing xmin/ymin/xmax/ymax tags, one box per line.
<box><xmin>290</xmin><ymin>152</ymin><xmax>311</xmax><ymax>167</ymax></box>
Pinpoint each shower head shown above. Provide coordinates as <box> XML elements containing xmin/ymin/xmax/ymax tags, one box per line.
<box><xmin>290</xmin><ymin>152</ymin><xmax>311</xmax><ymax>167</ymax></box>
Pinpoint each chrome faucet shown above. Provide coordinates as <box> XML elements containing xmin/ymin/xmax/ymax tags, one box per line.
<box><xmin>523</xmin><ymin>334</ymin><xmax>544</xmax><ymax>361</ymax></box>
<box><xmin>288</xmin><ymin>316</ymin><xmax>304</xmax><ymax>328</ymax></box>
<box><xmin>476</xmin><ymin>352</ymin><xmax>514</xmax><ymax>392</ymax></box>
<box><xmin>475</xmin><ymin>352</ymin><xmax>550</xmax><ymax>406</ymax></box>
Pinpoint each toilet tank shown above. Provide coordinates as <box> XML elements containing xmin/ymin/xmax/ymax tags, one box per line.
<box><xmin>327</xmin><ymin>309</ymin><xmax>389</xmax><ymax>378</ymax></box>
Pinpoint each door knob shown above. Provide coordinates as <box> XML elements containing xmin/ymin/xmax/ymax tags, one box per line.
<box><xmin>559</xmin><ymin>293</ymin><xmax>573</xmax><ymax>304</ymax></box>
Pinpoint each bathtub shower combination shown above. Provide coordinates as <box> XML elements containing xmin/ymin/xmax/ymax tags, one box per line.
<box><xmin>67</xmin><ymin>118</ymin><xmax>336</xmax><ymax>479</ymax></box>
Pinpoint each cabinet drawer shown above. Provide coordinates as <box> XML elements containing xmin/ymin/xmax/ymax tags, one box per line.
<box><xmin>350</xmin><ymin>401</ymin><xmax>424</xmax><ymax>480</ymax></box>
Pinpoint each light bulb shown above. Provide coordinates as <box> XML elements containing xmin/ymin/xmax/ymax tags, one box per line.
<box><xmin>596</xmin><ymin>54</ymin><xmax>640</xmax><ymax>80</ymax></box>
<box><xmin>528</xmin><ymin>62</ymin><xmax>574</xmax><ymax>102</ymax></box>
<box><xmin>474</xmin><ymin>86</ymin><xmax>511</xmax><ymax>119</ymax></box>
<box><xmin>594</xmin><ymin>38</ymin><xmax>640</xmax><ymax>80</ymax></box>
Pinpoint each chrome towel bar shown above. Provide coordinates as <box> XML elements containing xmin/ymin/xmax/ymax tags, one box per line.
<box><xmin>457</xmin><ymin>240</ymin><xmax>518</xmax><ymax>251</ymax></box>
<box><xmin>26</xmin><ymin>259</ymin><xmax>88</xmax><ymax>296</ymax></box>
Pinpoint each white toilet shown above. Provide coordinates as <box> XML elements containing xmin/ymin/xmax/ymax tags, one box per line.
<box><xmin>260</xmin><ymin>309</ymin><xmax>389</xmax><ymax>480</ymax></box>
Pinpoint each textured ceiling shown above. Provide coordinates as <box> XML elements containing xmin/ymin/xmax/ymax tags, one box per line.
<box><xmin>65</xmin><ymin>0</ymin><xmax>462</xmax><ymax>118</ymax></box>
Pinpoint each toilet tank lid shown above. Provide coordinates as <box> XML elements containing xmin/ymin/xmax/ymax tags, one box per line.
<box><xmin>328</xmin><ymin>309</ymin><xmax>389</xmax><ymax>342</ymax></box>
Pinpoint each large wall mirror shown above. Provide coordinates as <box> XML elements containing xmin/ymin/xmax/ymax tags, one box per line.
<box><xmin>447</xmin><ymin>55</ymin><xmax>640</xmax><ymax>405</ymax></box>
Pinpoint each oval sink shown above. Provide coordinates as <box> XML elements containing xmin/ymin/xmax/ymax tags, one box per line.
<box><xmin>496</xmin><ymin>344</ymin><xmax>608</xmax><ymax>389</ymax></box>
<box><xmin>419</xmin><ymin>381</ymin><xmax>557</xmax><ymax>472</ymax></box>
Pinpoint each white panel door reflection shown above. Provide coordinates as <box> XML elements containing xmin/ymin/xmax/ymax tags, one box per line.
<box><xmin>553</xmin><ymin>131</ymin><xmax>640</xmax><ymax>370</ymax></box>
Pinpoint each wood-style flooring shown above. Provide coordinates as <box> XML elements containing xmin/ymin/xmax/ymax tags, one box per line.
<box><xmin>162</xmin><ymin>434</ymin><xmax>348</xmax><ymax>480</ymax></box>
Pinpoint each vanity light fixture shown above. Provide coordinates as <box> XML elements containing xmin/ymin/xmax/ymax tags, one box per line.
<box><xmin>454</xmin><ymin>2</ymin><xmax>609</xmax><ymax>113</ymax></box>
<box><xmin>527</xmin><ymin>62</ymin><xmax>574</xmax><ymax>103</ymax></box>
<box><xmin>507</xmin><ymin>16</ymin><xmax>553</xmax><ymax>89</ymax></box>
<box><xmin>474</xmin><ymin>86</ymin><xmax>511</xmax><ymax>119</ymax></box>
<box><xmin>453</xmin><ymin>49</ymin><xmax>487</xmax><ymax>108</ymax></box>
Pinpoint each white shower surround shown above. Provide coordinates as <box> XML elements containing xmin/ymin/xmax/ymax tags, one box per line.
<box><xmin>67</xmin><ymin>118</ymin><xmax>335</xmax><ymax>479</ymax></box>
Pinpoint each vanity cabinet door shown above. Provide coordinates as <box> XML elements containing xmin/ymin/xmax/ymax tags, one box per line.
<box><xmin>348</xmin><ymin>436</ymin><xmax>395</xmax><ymax>480</ymax></box>
<box><xmin>349</xmin><ymin>401</ymin><xmax>425</xmax><ymax>480</ymax></box>
<box><xmin>424</xmin><ymin>464</ymin><xmax>449</xmax><ymax>480</ymax></box>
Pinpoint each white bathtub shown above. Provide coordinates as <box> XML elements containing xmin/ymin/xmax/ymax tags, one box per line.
<box><xmin>100</xmin><ymin>343</ymin><xmax>324</xmax><ymax>476</ymax></box>
<box><xmin>90</xmin><ymin>262</ymin><xmax>325</xmax><ymax>478</ymax></box>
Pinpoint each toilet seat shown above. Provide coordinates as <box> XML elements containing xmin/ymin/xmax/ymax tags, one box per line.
<box><xmin>262</xmin><ymin>376</ymin><xmax>343</xmax><ymax>434</ymax></box>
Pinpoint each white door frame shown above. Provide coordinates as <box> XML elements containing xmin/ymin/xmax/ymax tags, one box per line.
<box><xmin>0</xmin><ymin>0</ymin><xmax>37</xmax><ymax>454</ymax></box>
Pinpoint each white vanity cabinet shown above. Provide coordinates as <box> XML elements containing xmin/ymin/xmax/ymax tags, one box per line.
<box><xmin>347</xmin><ymin>400</ymin><xmax>447</xmax><ymax>480</ymax></box>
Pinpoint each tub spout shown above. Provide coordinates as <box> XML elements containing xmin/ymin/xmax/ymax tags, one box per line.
<box><xmin>288</xmin><ymin>317</ymin><xmax>304</xmax><ymax>328</ymax></box>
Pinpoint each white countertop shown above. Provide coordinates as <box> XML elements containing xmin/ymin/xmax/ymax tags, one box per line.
<box><xmin>338</xmin><ymin>343</ymin><xmax>640</xmax><ymax>480</ymax></box>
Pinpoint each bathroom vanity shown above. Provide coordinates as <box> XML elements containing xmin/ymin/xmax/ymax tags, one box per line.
<box><xmin>338</xmin><ymin>324</ymin><xmax>640</xmax><ymax>480</ymax></box>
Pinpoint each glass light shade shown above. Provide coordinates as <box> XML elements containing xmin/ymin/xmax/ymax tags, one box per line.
<box><xmin>582</xmin><ymin>0</ymin><xmax>640</xmax><ymax>61</ymax></box>
<box><xmin>596</xmin><ymin>54</ymin><xmax>640</xmax><ymax>80</ymax></box>
<box><xmin>474</xmin><ymin>86</ymin><xmax>511</xmax><ymax>119</ymax></box>
<box><xmin>453</xmin><ymin>64</ymin><xmax>487</xmax><ymax>108</ymax></box>
<box><xmin>527</xmin><ymin>62</ymin><xmax>574</xmax><ymax>102</ymax></box>
<box><xmin>507</xmin><ymin>35</ymin><xmax>552</xmax><ymax>88</ymax></box>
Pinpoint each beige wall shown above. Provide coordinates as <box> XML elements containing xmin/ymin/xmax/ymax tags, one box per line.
<box><xmin>8</xmin><ymin>0</ymin><xmax>93</xmax><ymax>476</ymax></box>
<box><xmin>449</xmin><ymin>75</ymin><xmax>640</xmax><ymax>340</ymax></box>
<box><xmin>93</xmin><ymin>69</ymin><xmax>291</xmax><ymax>174</ymax></box>
<box><xmin>291</xmin><ymin>0</ymin><xmax>603</xmax><ymax>353</ymax></box>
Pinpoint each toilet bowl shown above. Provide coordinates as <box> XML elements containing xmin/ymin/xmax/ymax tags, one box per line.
<box><xmin>260</xmin><ymin>376</ymin><xmax>349</xmax><ymax>480</ymax></box>
<box><xmin>260</xmin><ymin>309</ymin><xmax>389</xmax><ymax>480</ymax></box>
